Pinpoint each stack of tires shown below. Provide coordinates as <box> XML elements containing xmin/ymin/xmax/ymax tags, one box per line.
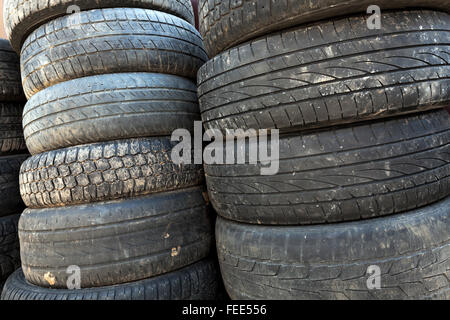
<box><xmin>198</xmin><ymin>1</ymin><xmax>450</xmax><ymax>299</ymax></box>
<box><xmin>1</xmin><ymin>0</ymin><xmax>219</xmax><ymax>300</ymax></box>
<box><xmin>0</xmin><ymin>39</ymin><xmax>27</xmax><ymax>291</ymax></box>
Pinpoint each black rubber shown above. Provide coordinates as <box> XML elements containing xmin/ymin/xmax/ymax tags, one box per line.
<box><xmin>0</xmin><ymin>103</ymin><xmax>26</xmax><ymax>155</ymax></box>
<box><xmin>216</xmin><ymin>196</ymin><xmax>450</xmax><ymax>300</ymax></box>
<box><xmin>198</xmin><ymin>10</ymin><xmax>450</xmax><ymax>133</ymax></box>
<box><xmin>19</xmin><ymin>137</ymin><xmax>204</xmax><ymax>209</ymax></box>
<box><xmin>19</xmin><ymin>187</ymin><xmax>212</xmax><ymax>288</ymax></box>
<box><xmin>20</xmin><ymin>8</ymin><xmax>208</xmax><ymax>98</ymax></box>
<box><xmin>0</xmin><ymin>214</ymin><xmax>21</xmax><ymax>286</ymax></box>
<box><xmin>0</xmin><ymin>154</ymin><xmax>28</xmax><ymax>217</ymax></box>
<box><xmin>205</xmin><ymin>109</ymin><xmax>450</xmax><ymax>225</ymax></box>
<box><xmin>199</xmin><ymin>0</ymin><xmax>450</xmax><ymax>57</ymax></box>
<box><xmin>0</xmin><ymin>39</ymin><xmax>25</xmax><ymax>102</ymax></box>
<box><xmin>4</xmin><ymin>0</ymin><xmax>195</xmax><ymax>54</ymax></box>
<box><xmin>23</xmin><ymin>73</ymin><xmax>200</xmax><ymax>155</ymax></box>
<box><xmin>1</xmin><ymin>259</ymin><xmax>219</xmax><ymax>300</ymax></box>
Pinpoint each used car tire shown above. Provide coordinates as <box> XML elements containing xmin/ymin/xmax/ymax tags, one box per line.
<box><xmin>23</xmin><ymin>73</ymin><xmax>200</xmax><ymax>155</ymax></box>
<box><xmin>0</xmin><ymin>103</ymin><xmax>26</xmax><ymax>155</ymax></box>
<box><xmin>198</xmin><ymin>10</ymin><xmax>450</xmax><ymax>133</ymax></box>
<box><xmin>19</xmin><ymin>187</ymin><xmax>212</xmax><ymax>288</ymax></box>
<box><xmin>216</xmin><ymin>196</ymin><xmax>450</xmax><ymax>300</ymax></box>
<box><xmin>1</xmin><ymin>259</ymin><xmax>219</xmax><ymax>300</ymax></box>
<box><xmin>0</xmin><ymin>39</ymin><xmax>25</xmax><ymax>102</ymax></box>
<box><xmin>205</xmin><ymin>109</ymin><xmax>450</xmax><ymax>225</ymax></box>
<box><xmin>4</xmin><ymin>0</ymin><xmax>195</xmax><ymax>54</ymax></box>
<box><xmin>0</xmin><ymin>154</ymin><xmax>28</xmax><ymax>217</ymax></box>
<box><xmin>19</xmin><ymin>137</ymin><xmax>204</xmax><ymax>209</ymax></box>
<box><xmin>0</xmin><ymin>214</ymin><xmax>21</xmax><ymax>286</ymax></box>
<box><xmin>199</xmin><ymin>0</ymin><xmax>450</xmax><ymax>57</ymax></box>
<box><xmin>21</xmin><ymin>8</ymin><xmax>208</xmax><ymax>98</ymax></box>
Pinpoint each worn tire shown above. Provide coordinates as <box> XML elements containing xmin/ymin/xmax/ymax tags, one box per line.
<box><xmin>20</xmin><ymin>8</ymin><xmax>208</xmax><ymax>98</ymax></box>
<box><xmin>23</xmin><ymin>73</ymin><xmax>200</xmax><ymax>155</ymax></box>
<box><xmin>198</xmin><ymin>10</ymin><xmax>450</xmax><ymax>133</ymax></box>
<box><xmin>19</xmin><ymin>187</ymin><xmax>212</xmax><ymax>288</ymax></box>
<box><xmin>0</xmin><ymin>155</ymin><xmax>28</xmax><ymax>217</ymax></box>
<box><xmin>4</xmin><ymin>0</ymin><xmax>195</xmax><ymax>54</ymax></box>
<box><xmin>0</xmin><ymin>214</ymin><xmax>21</xmax><ymax>285</ymax></box>
<box><xmin>1</xmin><ymin>259</ymin><xmax>219</xmax><ymax>300</ymax></box>
<box><xmin>205</xmin><ymin>109</ymin><xmax>450</xmax><ymax>225</ymax></box>
<box><xmin>0</xmin><ymin>103</ymin><xmax>26</xmax><ymax>155</ymax></box>
<box><xmin>0</xmin><ymin>39</ymin><xmax>25</xmax><ymax>102</ymax></box>
<box><xmin>216</xmin><ymin>196</ymin><xmax>450</xmax><ymax>300</ymax></box>
<box><xmin>199</xmin><ymin>0</ymin><xmax>450</xmax><ymax>57</ymax></box>
<box><xmin>19</xmin><ymin>137</ymin><xmax>204</xmax><ymax>209</ymax></box>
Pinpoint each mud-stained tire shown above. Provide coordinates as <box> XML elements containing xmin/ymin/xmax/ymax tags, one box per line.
<box><xmin>1</xmin><ymin>259</ymin><xmax>219</xmax><ymax>300</ymax></box>
<box><xmin>198</xmin><ymin>11</ymin><xmax>450</xmax><ymax>133</ymax></box>
<box><xmin>0</xmin><ymin>103</ymin><xmax>26</xmax><ymax>156</ymax></box>
<box><xmin>20</xmin><ymin>8</ymin><xmax>207</xmax><ymax>98</ymax></box>
<box><xmin>19</xmin><ymin>137</ymin><xmax>204</xmax><ymax>208</ymax></box>
<box><xmin>0</xmin><ymin>155</ymin><xmax>28</xmax><ymax>217</ymax></box>
<box><xmin>205</xmin><ymin>110</ymin><xmax>450</xmax><ymax>225</ymax></box>
<box><xmin>216</xmin><ymin>196</ymin><xmax>450</xmax><ymax>300</ymax></box>
<box><xmin>199</xmin><ymin>0</ymin><xmax>450</xmax><ymax>57</ymax></box>
<box><xmin>0</xmin><ymin>214</ymin><xmax>21</xmax><ymax>286</ymax></box>
<box><xmin>0</xmin><ymin>39</ymin><xmax>25</xmax><ymax>102</ymax></box>
<box><xmin>23</xmin><ymin>73</ymin><xmax>200</xmax><ymax>155</ymax></box>
<box><xmin>4</xmin><ymin>0</ymin><xmax>195</xmax><ymax>54</ymax></box>
<box><xmin>19</xmin><ymin>187</ymin><xmax>212</xmax><ymax>288</ymax></box>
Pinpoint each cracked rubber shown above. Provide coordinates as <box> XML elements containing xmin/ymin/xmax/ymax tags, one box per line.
<box><xmin>20</xmin><ymin>8</ymin><xmax>208</xmax><ymax>98</ymax></box>
<box><xmin>19</xmin><ymin>187</ymin><xmax>212</xmax><ymax>288</ymax></box>
<box><xmin>0</xmin><ymin>103</ymin><xmax>27</xmax><ymax>155</ymax></box>
<box><xmin>205</xmin><ymin>109</ymin><xmax>450</xmax><ymax>225</ymax></box>
<box><xmin>216</xmin><ymin>196</ymin><xmax>450</xmax><ymax>300</ymax></box>
<box><xmin>0</xmin><ymin>155</ymin><xmax>28</xmax><ymax>217</ymax></box>
<box><xmin>0</xmin><ymin>214</ymin><xmax>21</xmax><ymax>287</ymax></box>
<box><xmin>199</xmin><ymin>0</ymin><xmax>450</xmax><ymax>57</ymax></box>
<box><xmin>19</xmin><ymin>137</ymin><xmax>204</xmax><ymax>209</ymax></box>
<box><xmin>198</xmin><ymin>10</ymin><xmax>450</xmax><ymax>133</ymax></box>
<box><xmin>1</xmin><ymin>259</ymin><xmax>219</xmax><ymax>300</ymax></box>
<box><xmin>4</xmin><ymin>0</ymin><xmax>195</xmax><ymax>54</ymax></box>
<box><xmin>23</xmin><ymin>73</ymin><xmax>200</xmax><ymax>155</ymax></box>
<box><xmin>0</xmin><ymin>39</ymin><xmax>25</xmax><ymax>102</ymax></box>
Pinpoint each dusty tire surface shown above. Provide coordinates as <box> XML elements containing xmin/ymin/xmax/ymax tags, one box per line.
<box><xmin>21</xmin><ymin>8</ymin><xmax>207</xmax><ymax>98</ymax></box>
<box><xmin>199</xmin><ymin>0</ymin><xmax>450</xmax><ymax>57</ymax></box>
<box><xmin>0</xmin><ymin>155</ymin><xmax>28</xmax><ymax>217</ymax></box>
<box><xmin>0</xmin><ymin>39</ymin><xmax>25</xmax><ymax>102</ymax></box>
<box><xmin>205</xmin><ymin>110</ymin><xmax>450</xmax><ymax>225</ymax></box>
<box><xmin>0</xmin><ymin>214</ymin><xmax>21</xmax><ymax>285</ymax></box>
<box><xmin>23</xmin><ymin>73</ymin><xmax>200</xmax><ymax>155</ymax></box>
<box><xmin>198</xmin><ymin>10</ymin><xmax>450</xmax><ymax>133</ymax></box>
<box><xmin>19</xmin><ymin>137</ymin><xmax>204</xmax><ymax>209</ymax></box>
<box><xmin>1</xmin><ymin>259</ymin><xmax>219</xmax><ymax>300</ymax></box>
<box><xmin>4</xmin><ymin>0</ymin><xmax>195</xmax><ymax>54</ymax></box>
<box><xmin>0</xmin><ymin>103</ymin><xmax>26</xmax><ymax>155</ymax></box>
<box><xmin>216</xmin><ymin>196</ymin><xmax>450</xmax><ymax>300</ymax></box>
<box><xmin>19</xmin><ymin>187</ymin><xmax>212</xmax><ymax>288</ymax></box>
